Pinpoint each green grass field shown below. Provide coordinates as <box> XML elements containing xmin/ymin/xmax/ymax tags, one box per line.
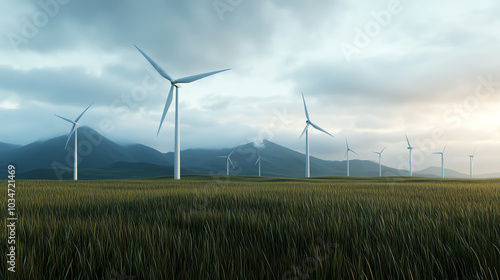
<box><xmin>1</xmin><ymin>176</ymin><xmax>499</xmax><ymax>279</ymax></box>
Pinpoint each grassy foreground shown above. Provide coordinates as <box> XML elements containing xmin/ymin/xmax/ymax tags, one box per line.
<box><xmin>1</xmin><ymin>176</ymin><xmax>499</xmax><ymax>279</ymax></box>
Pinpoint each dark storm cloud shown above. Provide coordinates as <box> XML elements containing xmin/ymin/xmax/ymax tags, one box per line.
<box><xmin>0</xmin><ymin>66</ymin><xmax>127</xmax><ymax>106</ymax></box>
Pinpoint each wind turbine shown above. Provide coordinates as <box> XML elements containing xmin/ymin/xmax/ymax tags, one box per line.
<box><xmin>469</xmin><ymin>147</ymin><xmax>476</xmax><ymax>179</ymax></box>
<box><xmin>255</xmin><ymin>152</ymin><xmax>267</xmax><ymax>177</ymax></box>
<box><xmin>432</xmin><ymin>144</ymin><xmax>446</xmax><ymax>178</ymax></box>
<box><xmin>135</xmin><ymin>45</ymin><xmax>229</xmax><ymax>180</ymax></box>
<box><xmin>297</xmin><ymin>93</ymin><xmax>334</xmax><ymax>178</ymax></box>
<box><xmin>218</xmin><ymin>150</ymin><xmax>235</xmax><ymax>176</ymax></box>
<box><xmin>345</xmin><ymin>138</ymin><xmax>358</xmax><ymax>177</ymax></box>
<box><xmin>373</xmin><ymin>147</ymin><xmax>386</xmax><ymax>177</ymax></box>
<box><xmin>405</xmin><ymin>134</ymin><xmax>414</xmax><ymax>176</ymax></box>
<box><xmin>55</xmin><ymin>102</ymin><xmax>94</xmax><ymax>181</ymax></box>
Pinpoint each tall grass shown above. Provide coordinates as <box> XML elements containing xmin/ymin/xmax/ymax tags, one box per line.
<box><xmin>1</xmin><ymin>176</ymin><xmax>499</xmax><ymax>279</ymax></box>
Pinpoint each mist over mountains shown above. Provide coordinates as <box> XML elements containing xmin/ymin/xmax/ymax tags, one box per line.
<box><xmin>1</xmin><ymin>127</ymin><xmax>497</xmax><ymax>180</ymax></box>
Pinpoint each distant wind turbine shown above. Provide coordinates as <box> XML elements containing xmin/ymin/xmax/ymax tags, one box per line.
<box><xmin>469</xmin><ymin>147</ymin><xmax>476</xmax><ymax>179</ymax></box>
<box><xmin>135</xmin><ymin>45</ymin><xmax>230</xmax><ymax>180</ymax></box>
<box><xmin>218</xmin><ymin>150</ymin><xmax>235</xmax><ymax>176</ymax></box>
<box><xmin>405</xmin><ymin>134</ymin><xmax>415</xmax><ymax>176</ymax></box>
<box><xmin>345</xmin><ymin>138</ymin><xmax>358</xmax><ymax>177</ymax></box>
<box><xmin>373</xmin><ymin>147</ymin><xmax>386</xmax><ymax>177</ymax></box>
<box><xmin>297</xmin><ymin>93</ymin><xmax>334</xmax><ymax>178</ymax></box>
<box><xmin>255</xmin><ymin>152</ymin><xmax>267</xmax><ymax>177</ymax></box>
<box><xmin>55</xmin><ymin>102</ymin><xmax>94</xmax><ymax>181</ymax></box>
<box><xmin>432</xmin><ymin>144</ymin><xmax>447</xmax><ymax>178</ymax></box>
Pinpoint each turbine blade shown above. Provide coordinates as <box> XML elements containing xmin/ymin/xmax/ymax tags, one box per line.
<box><xmin>64</xmin><ymin>124</ymin><xmax>76</xmax><ymax>149</ymax></box>
<box><xmin>309</xmin><ymin>121</ymin><xmax>334</xmax><ymax>138</ymax></box>
<box><xmin>228</xmin><ymin>149</ymin><xmax>236</xmax><ymax>158</ymax></box>
<box><xmin>55</xmin><ymin>114</ymin><xmax>74</xmax><ymax>124</ymax></box>
<box><xmin>351</xmin><ymin>150</ymin><xmax>359</xmax><ymax>155</ymax></box>
<box><xmin>301</xmin><ymin>92</ymin><xmax>310</xmax><ymax>120</ymax></box>
<box><xmin>345</xmin><ymin>138</ymin><xmax>349</xmax><ymax>149</ymax></box>
<box><xmin>442</xmin><ymin>144</ymin><xmax>447</xmax><ymax>153</ymax></box>
<box><xmin>228</xmin><ymin>158</ymin><xmax>235</xmax><ymax>168</ymax></box>
<box><xmin>157</xmin><ymin>85</ymin><xmax>174</xmax><ymax>136</ymax></box>
<box><xmin>297</xmin><ymin>124</ymin><xmax>310</xmax><ymax>143</ymax></box>
<box><xmin>381</xmin><ymin>147</ymin><xmax>387</xmax><ymax>154</ymax></box>
<box><xmin>255</xmin><ymin>158</ymin><xmax>260</xmax><ymax>165</ymax></box>
<box><xmin>216</xmin><ymin>156</ymin><xmax>227</xmax><ymax>158</ymax></box>
<box><xmin>405</xmin><ymin>133</ymin><xmax>411</xmax><ymax>148</ymax></box>
<box><xmin>134</xmin><ymin>45</ymin><xmax>174</xmax><ymax>82</ymax></box>
<box><xmin>74</xmin><ymin>102</ymin><xmax>94</xmax><ymax>123</ymax></box>
<box><xmin>174</xmin><ymin>69</ymin><xmax>230</xmax><ymax>84</ymax></box>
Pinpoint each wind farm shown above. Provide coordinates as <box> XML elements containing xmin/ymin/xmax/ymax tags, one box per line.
<box><xmin>2</xmin><ymin>1</ymin><xmax>500</xmax><ymax>279</ymax></box>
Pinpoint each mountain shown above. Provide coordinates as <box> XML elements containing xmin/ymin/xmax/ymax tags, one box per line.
<box><xmin>0</xmin><ymin>142</ymin><xmax>21</xmax><ymax>154</ymax></box>
<box><xmin>1</xmin><ymin>128</ymin><xmax>497</xmax><ymax>179</ymax></box>
<box><xmin>0</xmin><ymin>127</ymin><xmax>169</xmax><ymax>173</ymax></box>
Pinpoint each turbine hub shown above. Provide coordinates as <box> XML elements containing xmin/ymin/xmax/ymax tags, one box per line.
<box><xmin>173</xmin><ymin>83</ymin><xmax>181</xmax><ymax>88</ymax></box>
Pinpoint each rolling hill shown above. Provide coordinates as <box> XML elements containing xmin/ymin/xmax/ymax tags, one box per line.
<box><xmin>0</xmin><ymin>126</ymin><xmax>486</xmax><ymax>180</ymax></box>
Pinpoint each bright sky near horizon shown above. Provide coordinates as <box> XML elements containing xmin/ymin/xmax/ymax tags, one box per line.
<box><xmin>1</xmin><ymin>0</ymin><xmax>499</xmax><ymax>174</ymax></box>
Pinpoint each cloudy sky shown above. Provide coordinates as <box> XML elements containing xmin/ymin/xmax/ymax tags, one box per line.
<box><xmin>1</xmin><ymin>0</ymin><xmax>500</xmax><ymax>174</ymax></box>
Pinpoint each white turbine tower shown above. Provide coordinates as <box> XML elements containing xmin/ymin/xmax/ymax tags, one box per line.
<box><xmin>55</xmin><ymin>102</ymin><xmax>93</xmax><ymax>181</ymax></box>
<box><xmin>218</xmin><ymin>150</ymin><xmax>235</xmax><ymax>176</ymax></box>
<box><xmin>345</xmin><ymin>138</ymin><xmax>358</xmax><ymax>177</ymax></box>
<box><xmin>135</xmin><ymin>45</ymin><xmax>229</xmax><ymax>180</ymax></box>
<box><xmin>297</xmin><ymin>93</ymin><xmax>334</xmax><ymax>178</ymax></box>
<box><xmin>469</xmin><ymin>147</ymin><xmax>476</xmax><ymax>179</ymax></box>
<box><xmin>405</xmin><ymin>134</ymin><xmax>414</xmax><ymax>176</ymax></box>
<box><xmin>255</xmin><ymin>153</ymin><xmax>266</xmax><ymax>177</ymax></box>
<box><xmin>373</xmin><ymin>147</ymin><xmax>386</xmax><ymax>177</ymax></box>
<box><xmin>433</xmin><ymin>144</ymin><xmax>446</xmax><ymax>178</ymax></box>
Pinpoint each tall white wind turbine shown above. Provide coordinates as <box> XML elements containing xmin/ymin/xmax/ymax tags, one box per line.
<box><xmin>432</xmin><ymin>144</ymin><xmax>446</xmax><ymax>178</ymax></box>
<box><xmin>218</xmin><ymin>150</ymin><xmax>235</xmax><ymax>176</ymax></box>
<box><xmin>345</xmin><ymin>138</ymin><xmax>358</xmax><ymax>177</ymax></box>
<box><xmin>135</xmin><ymin>45</ymin><xmax>230</xmax><ymax>180</ymax></box>
<box><xmin>55</xmin><ymin>102</ymin><xmax>94</xmax><ymax>181</ymax></box>
<box><xmin>297</xmin><ymin>93</ymin><xmax>334</xmax><ymax>178</ymax></box>
<box><xmin>405</xmin><ymin>134</ymin><xmax>414</xmax><ymax>176</ymax></box>
<box><xmin>469</xmin><ymin>147</ymin><xmax>476</xmax><ymax>179</ymax></box>
<box><xmin>255</xmin><ymin>152</ymin><xmax>267</xmax><ymax>177</ymax></box>
<box><xmin>373</xmin><ymin>147</ymin><xmax>386</xmax><ymax>177</ymax></box>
